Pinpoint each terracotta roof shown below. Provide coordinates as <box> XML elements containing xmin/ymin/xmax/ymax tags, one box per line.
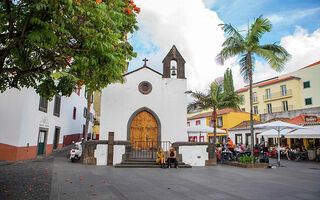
<box><xmin>285</xmin><ymin>114</ymin><xmax>320</xmax><ymax>125</ymax></box>
<box><xmin>236</xmin><ymin>76</ymin><xmax>299</xmax><ymax>93</ymax></box>
<box><xmin>123</xmin><ymin>66</ymin><xmax>162</xmax><ymax>77</ymax></box>
<box><xmin>236</xmin><ymin>88</ymin><xmax>248</xmax><ymax>93</ymax></box>
<box><xmin>299</xmin><ymin>60</ymin><xmax>320</xmax><ymax>70</ymax></box>
<box><xmin>229</xmin><ymin>120</ymin><xmax>262</xmax><ymax>130</ymax></box>
<box><xmin>265</xmin><ymin>118</ymin><xmax>290</xmax><ymax>123</ymax></box>
<box><xmin>256</xmin><ymin>76</ymin><xmax>298</xmax><ymax>87</ymax></box>
<box><xmin>187</xmin><ymin>108</ymin><xmax>241</xmax><ymax>120</ymax></box>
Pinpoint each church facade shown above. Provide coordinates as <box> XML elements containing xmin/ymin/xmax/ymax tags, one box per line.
<box><xmin>98</xmin><ymin>45</ymin><xmax>188</xmax><ymax>164</ymax></box>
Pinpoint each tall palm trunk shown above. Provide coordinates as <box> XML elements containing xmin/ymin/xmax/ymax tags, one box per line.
<box><xmin>212</xmin><ymin>109</ymin><xmax>217</xmax><ymax>164</ymax></box>
<box><xmin>248</xmin><ymin>53</ymin><xmax>254</xmax><ymax>156</ymax></box>
<box><xmin>84</xmin><ymin>92</ymin><xmax>92</xmax><ymax>141</ymax></box>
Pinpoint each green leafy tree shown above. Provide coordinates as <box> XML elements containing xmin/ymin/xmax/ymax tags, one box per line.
<box><xmin>216</xmin><ymin>15</ymin><xmax>290</xmax><ymax>152</ymax></box>
<box><xmin>187</xmin><ymin>69</ymin><xmax>241</xmax><ymax>165</ymax></box>
<box><xmin>0</xmin><ymin>0</ymin><xmax>138</xmax><ymax>99</ymax></box>
<box><xmin>1</xmin><ymin>0</ymin><xmax>140</xmax><ymax>140</ymax></box>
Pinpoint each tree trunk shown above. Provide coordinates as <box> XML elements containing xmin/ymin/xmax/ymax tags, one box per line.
<box><xmin>248</xmin><ymin>53</ymin><xmax>254</xmax><ymax>158</ymax></box>
<box><xmin>84</xmin><ymin>92</ymin><xmax>92</xmax><ymax>141</ymax></box>
<box><xmin>212</xmin><ymin>110</ymin><xmax>217</xmax><ymax>165</ymax></box>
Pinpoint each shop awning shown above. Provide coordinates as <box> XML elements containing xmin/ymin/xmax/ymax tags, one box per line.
<box><xmin>257</xmin><ymin>129</ymin><xmax>293</xmax><ymax>138</ymax></box>
<box><xmin>285</xmin><ymin>125</ymin><xmax>320</xmax><ymax>138</ymax></box>
<box><xmin>187</xmin><ymin>125</ymin><xmax>226</xmax><ymax>134</ymax></box>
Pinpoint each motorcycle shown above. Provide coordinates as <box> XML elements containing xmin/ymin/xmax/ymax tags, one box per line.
<box><xmin>70</xmin><ymin>141</ymin><xmax>82</xmax><ymax>162</ymax></box>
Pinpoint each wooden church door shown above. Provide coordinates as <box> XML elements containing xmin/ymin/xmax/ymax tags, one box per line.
<box><xmin>130</xmin><ymin>111</ymin><xmax>158</xmax><ymax>150</ymax></box>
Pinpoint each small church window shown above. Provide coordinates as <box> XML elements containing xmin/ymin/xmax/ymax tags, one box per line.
<box><xmin>138</xmin><ymin>81</ymin><xmax>152</xmax><ymax>95</ymax></box>
<box><xmin>170</xmin><ymin>60</ymin><xmax>177</xmax><ymax>78</ymax></box>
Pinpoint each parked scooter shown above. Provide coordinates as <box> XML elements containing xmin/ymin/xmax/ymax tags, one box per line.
<box><xmin>70</xmin><ymin>141</ymin><xmax>82</xmax><ymax>162</ymax></box>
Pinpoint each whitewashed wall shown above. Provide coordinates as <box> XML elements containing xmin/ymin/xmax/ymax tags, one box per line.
<box><xmin>180</xmin><ymin>146</ymin><xmax>208</xmax><ymax>166</ymax></box>
<box><xmin>0</xmin><ymin>87</ymin><xmax>93</xmax><ymax>147</ymax></box>
<box><xmin>100</xmin><ymin>67</ymin><xmax>187</xmax><ymax>143</ymax></box>
<box><xmin>228</xmin><ymin>129</ymin><xmax>267</xmax><ymax>146</ymax></box>
<box><xmin>94</xmin><ymin>144</ymin><xmax>124</xmax><ymax>166</ymax></box>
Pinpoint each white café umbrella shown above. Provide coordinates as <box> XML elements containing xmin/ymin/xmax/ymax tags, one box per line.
<box><xmin>285</xmin><ymin>125</ymin><xmax>320</xmax><ymax>138</ymax></box>
<box><xmin>254</xmin><ymin>121</ymin><xmax>305</xmax><ymax>166</ymax></box>
<box><xmin>187</xmin><ymin>125</ymin><xmax>226</xmax><ymax>134</ymax></box>
<box><xmin>257</xmin><ymin>129</ymin><xmax>292</xmax><ymax>138</ymax></box>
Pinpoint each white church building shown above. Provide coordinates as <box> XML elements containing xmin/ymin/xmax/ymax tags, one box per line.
<box><xmin>97</xmin><ymin>45</ymin><xmax>189</xmax><ymax>165</ymax></box>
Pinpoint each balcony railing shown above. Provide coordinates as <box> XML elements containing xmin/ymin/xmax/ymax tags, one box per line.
<box><xmin>264</xmin><ymin>105</ymin><xmax>293</xmax><ymax>113</ymax></box>
<box><xmin>263</xmin><ymin>89</ymin><xmax>292</xmax><ymax>101</ymax></box>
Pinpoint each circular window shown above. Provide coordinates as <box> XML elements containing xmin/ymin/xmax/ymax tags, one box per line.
<box><xmin>138</xmin><ymin>81</ymin><xmax>152</xmax><ymax>95</ymax></box>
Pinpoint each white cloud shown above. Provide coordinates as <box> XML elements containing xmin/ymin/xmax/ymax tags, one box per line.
<box><xmin>129</xmin><ymin>1</ymin><xmax>320</xmax><ymax>94</ymax></box>
<box><xmin>203</xmin><ymin>0</ymin><xmax>215</xmax><ymax>8</ymax></box>
<box><xmin>253</xmin><ymin>27</ymin><xmax>320</xmax><ymax>83</ymax></box>
<box><xmin>132</xmin><ymin>0</ymin><xmax>228</xmax><ymax>91</ymax></box>
<box><xmin>268</xmin><ymin>7</ymin><xmax>320</xmax><ymax>25</ymax></box>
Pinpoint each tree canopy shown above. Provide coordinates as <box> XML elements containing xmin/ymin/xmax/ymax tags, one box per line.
<box><xmin>0</xmin><ymin>0</ymin><xmax>139</xmax><ymax>99</ymax></box>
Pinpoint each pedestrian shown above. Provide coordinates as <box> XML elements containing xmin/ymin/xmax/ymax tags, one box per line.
<box><xmin>167</xmin><ymin>146</ymin><xmax>178</xmax><ymax>169</ymax></box>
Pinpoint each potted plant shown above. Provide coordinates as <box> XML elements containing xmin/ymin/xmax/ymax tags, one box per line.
<box><xmin>307</xmin><ymin>142</ymin><xmax>316</xmax><ymax>160</ymax></box>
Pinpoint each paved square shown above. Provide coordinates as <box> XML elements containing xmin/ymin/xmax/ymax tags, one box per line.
<box><xmin>1</xmin><ymin>149</ymin><xmax>320</xmax><ymax>200</ymax></box>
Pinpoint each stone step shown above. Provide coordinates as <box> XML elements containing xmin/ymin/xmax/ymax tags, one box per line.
<box><xmin>122</xmin><ymin>161</ymin><xmax>190</xmax><ymax>165</ymax></box>
<box><xmin>114</xmin><ymin>164</ymin><xmax>192</xmax><ymax>168</ymax></box>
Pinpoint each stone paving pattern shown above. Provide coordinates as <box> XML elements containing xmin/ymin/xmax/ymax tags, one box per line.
<box><xmin>1</xmin><ymin>148</ymin><xmax>320</xmax><ymax>200</ymax></box>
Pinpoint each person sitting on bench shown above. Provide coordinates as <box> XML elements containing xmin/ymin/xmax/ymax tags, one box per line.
<box><xmin>167</xmin><ymin>146</ymin><xmax>178</xmax><ymax>169</ymax></box>
<box><xmin>156</xmin><ymin>147</ymin><xmax>166</xmax><ymax>168</ymax></box>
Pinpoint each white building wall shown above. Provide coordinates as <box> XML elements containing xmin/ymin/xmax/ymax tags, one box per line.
<box><xmin>0</xmin><ymin>87</ymin><xmax>93</xmax><ymax>147</ymax></box>
<box><xmin>100</xmin><ymin>68</ymin><xmax>187</xmax><ymax>143</ymax></box>
<box><xmin>228</xmin><ymin>129</ymin><xmax>268</xmax><ymax>146</ymax></box>
<box><xmin>180</xmin><ymin>146</ymin><xmax>208</xmax><ymax>166</ymax></box>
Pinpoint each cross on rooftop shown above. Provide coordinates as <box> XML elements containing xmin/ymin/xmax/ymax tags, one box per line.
<box><xmin>142</xmin><ymin>58</ymin><xmax>148</xmax><ymax>66</ymax></box>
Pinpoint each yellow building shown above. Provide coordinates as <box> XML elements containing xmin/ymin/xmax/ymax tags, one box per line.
<box><xmin>236</xmin><ymin>60</ymin><xmax>320</xmax><ymax>114</ymax></box>
<box><xmin>187</xmin><ymin>108</ymin><xmax>260</xmax><ymax>143</ymax></box>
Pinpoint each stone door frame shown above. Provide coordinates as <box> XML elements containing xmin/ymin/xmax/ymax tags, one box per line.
<box><xmin>127</xmin><ymin>107</ymin><xmax>161</xmax><ymax>145</ymax></box>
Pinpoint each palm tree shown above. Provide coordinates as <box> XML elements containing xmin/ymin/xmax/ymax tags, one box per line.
<box><xmin>216</xmin><ymin>15</ymin><xmax>290</xmax><ymax>153</ymax></box>
<box><xmin>187</xmin><ymin>70</ymin><xmax>241</xmax><ymax>165</ymax></box>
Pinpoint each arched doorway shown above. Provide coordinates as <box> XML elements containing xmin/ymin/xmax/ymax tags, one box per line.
<box><xmin>128</xmin><ymin>108</ymin><xmax>161</xmax><ymax>151</ymax></box>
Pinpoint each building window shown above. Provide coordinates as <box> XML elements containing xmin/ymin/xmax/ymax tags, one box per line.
<box><xmin>240</xmin><ymin>95</ymin><xmax>245</xmax><ymax>103</ymax></box>
<box><xmin>267</xmin><ymin>103</ymin><xmax>272</xmax><ymax>113</ymax></box>
<box><xmin>245</xmin><ymin>133</ymin><xmax>252</xmax><ymax>146</ymax></box>
<box><xmin>83</xmin><ymin>107</ymin><xmax>87</xmax><ymax>118</ymax></box>
<box><xmin>235</xmin><ymin>134</ymin><xmax>242</xmax><ymax>145</ymax></box>
<box><xmin>196</xmin><ymin>120</ymin><xmax>201</xmax><ymax>126</ymax></box>
<box><xmin>217</xmin><ymin>117</ymin><xmax>223</xmax><ymax>127</ymax></box>
<box><xmin>252</xmin><ymin>92</ymin><xmax>258</xmax><ymax>102</ymax></box>
<box><xmin>241</xmin><ymin>108</ymin><xmax>245</xmax><ymax>112</ymax></box>
<box><xmin>266</xmin><ymin>89</ymin><xmax>271</xmax><ymax>99</ymax></box>
<box><xmin>305</xmin><ymin>98</ymin><xmax>312</xmax><ymax>105</ymax></box>
<box><xmin>303</xmin><ymin>81</ymin><xmax>310</xmax><ymax>88</ymax></box>
<box><xmin>53</xmin><ymin>95</ymin><xmax>61</xmax><ymax>117</ymax></box>
<box><xmin>73</xmin><ymin>107</ymin><xmax>77</xmax><ymax>120</ymax></box>
<box><xmin>90</xmin><ymin>113</ymin><xmax>93</xmax><ymax>122</ymax></box>
<box><xmin>39</xmin><ymin>96</ymin><xmax>48</xmax><ymax>113</ymax></box>
<box><xmin>75</xmin><ymin>88</ymin><xmax>80</xmax><ymax>96</ymax></box>
<box><xmin>282</xmin><ymin>101</ymin><xmax>288</xmax><ymax>111</ymax></box>
<box><xmin>281</xmin><ymin>85</ymin><xmax>287</xmax><ymax>96</ymax></box>
<box><xmin>253</xmin><ymin>106</ymin><xmax>258</xmax><ymax>115</ymax></box>
<box><xmin>187</xmin><ymin>122</ymin><xmax>190</xmax><ymax>126</ymax></box>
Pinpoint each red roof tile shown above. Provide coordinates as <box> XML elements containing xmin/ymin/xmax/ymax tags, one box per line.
<box><xmin>285</xmin><ymin>115</ymin><xmax>320</xmax><ymax>125</ymax></box>
<box><xmin>236</xmin><ymin>88</ymin><xmax>248</xmax><ymax>93</ymax></box>
<box><xmin>299</xmin><ymin>60</ymin><xmax>320</xmax><ymax>70</ymax></box>
<box><xmin>229</xmin><ymin>120</ymin><xmax>262</xmax><ymax>130</ymax></box>
<box><xmin>256</xmin><ymin>76</ymin><xmax>298</xmax><ymax>87</ymax></box>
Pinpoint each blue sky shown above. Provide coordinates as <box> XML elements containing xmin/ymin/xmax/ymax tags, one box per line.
<box><xmin>130</xmin><ymin>0</ymin><xmax>320</xmax><ymax>90</ymax></box>
<box><xmin>210</xmin><ymin>0</ymin><xmax>320</xmax><ymax>44</ymax></box>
